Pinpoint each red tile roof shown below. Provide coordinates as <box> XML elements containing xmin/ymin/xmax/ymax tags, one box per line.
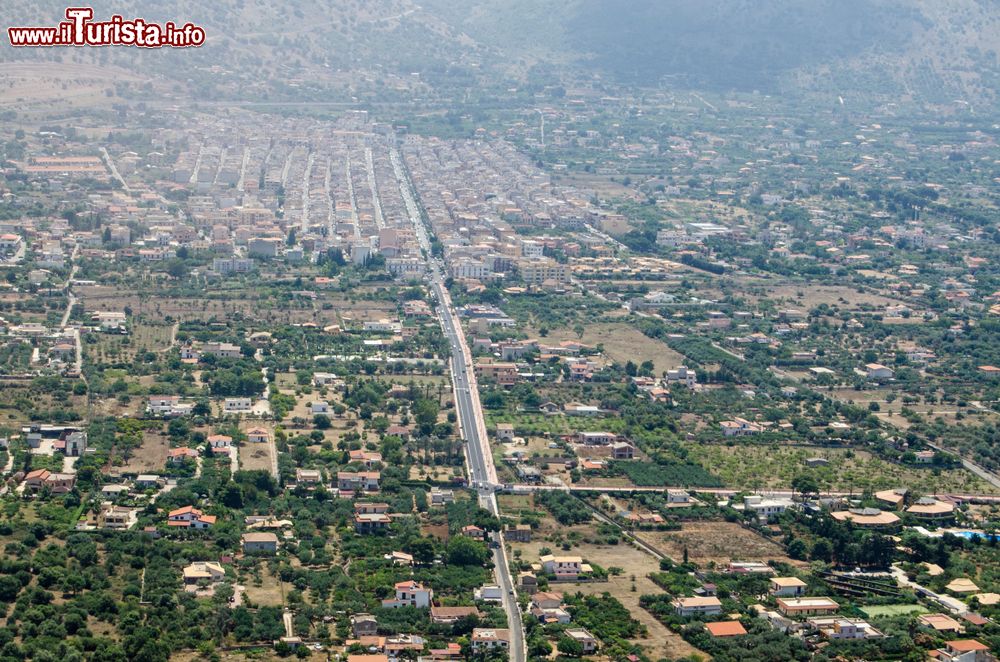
<box><xmin>705</xmin><ymin>621</ymin><xmax>747</xmax><ymax>637</ymax></box>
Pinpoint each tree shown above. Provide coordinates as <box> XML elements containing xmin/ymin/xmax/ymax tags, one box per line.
<box><xmin>408</xmin><ymin>538</ymin><xmax>436</xmax><ymax>565</ymax></box>
<box><xmin>557</xmin><ymin>636</ymin><xmax>584</xmax><ymax>657</ymax></box>
<box><xmin>220</xmin><ymin>483</ymin><xmax>244</xmax><ymax>509</ymax></box>
<box><xmin>446</xmin><ymin>536</ymin><xmax>488</xmax><ymax>566</ymax></box>
<box><xmin>811</xmin><ymin>539</ymin><xmax>833</xmax><ymax>562</ymax></box>
<box><xmin>166</xmin><ymin>260</ymin><xmax>188</xmax><ymax>279</ymax></box>
<box><xmin>791</xmin><ymin>474</ymin><xmax>819</xmax><ymax>499</ymax></box>
<box><xmin>0</xmin><ymin>576</ymin><xmax>21</xmax><ymax>601</ymax></box>
<box><xmin>313</xmin><ymin>414</ymin><xmax>331</xmax><ymax>429</ymax></box>
<box><xmin>528</xmin><ymin>638</ymin><xmax>552</xmax><ymax>658</ymax></box>
<box><xmin>61</xmin><ymin>572</ymin><xmax>86</xmax><ymax>595</ymax></box>
<box><xmin>786</xmin><ymin>538</ymin><xmax>807</xmax><ymax>560</ymax></box>
<box><xmin>413</xmin><ymin>399</ymin><xmax>438</xmax><ymax>432</ymax></box>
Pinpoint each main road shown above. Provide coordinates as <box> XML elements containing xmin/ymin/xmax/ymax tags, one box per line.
<box><xmin>393</xmin><ymin>146</ymin><xmax>525</xmax><ymax>662</ymax></box>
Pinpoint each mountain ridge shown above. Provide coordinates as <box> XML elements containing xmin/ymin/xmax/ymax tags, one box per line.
<box><xmin>1</xmin><ymin>0</ymin><xmax>999</xmax><ymax>106</ymax></box>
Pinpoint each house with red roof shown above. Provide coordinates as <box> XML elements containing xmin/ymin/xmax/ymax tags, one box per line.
<box><xmin>167</xmin><ymin>447</ymin><xmax>199</xmax><ymax>463</ymax></box>
<box><xmin>705</xmin><ymin>621</ymin><xmax>747</xmax><ymax>637</ymax></box>
<box><xmin>382</xmin><ymin>580</ymin><xmax>432</xmax><ymax>609</ymax></box>
<box><xmin>167</xmin><ymin>506</ymin><xmax>216</xmax><ymax>529</ymax></box>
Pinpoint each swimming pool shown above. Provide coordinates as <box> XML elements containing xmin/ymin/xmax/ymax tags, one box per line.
<box><xmin>951</xmin><ymin>530</ymin><xmax>999</xmax><ymax>542</ymax></box>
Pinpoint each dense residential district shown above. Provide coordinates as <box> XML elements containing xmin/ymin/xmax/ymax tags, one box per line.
<box><xmin>3</xmin><ymin>92</ymin><xmax>1000</xmax><ymax>662</ymax></box>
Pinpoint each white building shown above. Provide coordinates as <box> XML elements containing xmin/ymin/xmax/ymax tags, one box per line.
<box><xmin>520</xmin><ymin>239</ymin><xmax>544</xmax><ymax>259</ymax></box>
<box><xmin>202</xmin><ymin>342</ymin><xmax>242</xmax><ymax>359</ymax></box>
<box><xmin>450</xmin><ymin>259</ymin><xmax>491</xmax><ymax>280</ymax></box>
<box><xmin>471</xmin><ymin>629</ymin><xmax>510</xmax><ymax>652</ymax></box>
<box><xmin>313</xmin><ymin>372</ymin><xmax>341</xmax><ymax>387</ymax></box>
<box><xmin>809</xmin><ymin>617</ymin><xmax>882</xmax><ymax>640</ymax></box>
<box><xmin>475</xmin><ymin>584</ymin><xmax>503</xmax><ymax>602</ymax></box>
<box><xmin>865</xmin><ymin>363</ymin><xmax>894</xmax><ymax>380</ymax></box>
<box><xmin>740</xmin><ymin>495</ymin><xmax>795</xmax><ymax>521</ymax></box>
<box><xmin>673</xmin><ymin>597</ymin><xmax>722</xmax><ymax>617</ymax></box>
<box><xmin>666</xmin><ymin>489</ymin><xmax>690</xmax><ymax>504</ymax></box>
<box><xmin>147</xmin><ymin>396</ymin><xmax>193</xmax><ymax>417</ymax></box>
<box><xmin>0</xmin><ymin>233</ymin><xmax>22</xmax><ymax>251</ymax></box>
<box><xmin>212</xmin><ymin>257</ymin><xmax>253</xmax><ymax>274</ymax></box>
<box><xmin>540</xmin><ymin>555</ymin><xmax>583</xmax><ymax>580</ymax></box>
<box><xmin>382</xmin><ymin>580</ymin><xmax>432</xmax><ymax>609</ymax></box>
<box><xmin>93</xmin><ymin>311</ymin><xmax>127</xmax><ymax>330</ymax></box>
<box><xmin>770</xmin><ymin>577</ymin><xmax>808</xmax><ymax>597</ymax></box>
<box><xmin>665</xmin><ymin>366</ymin><xmax>697</xmax><ymax>388</ymax></box>
<box><xmin>363</xmin><ymin>319</ymin><xmax>402</xmax><ymax>333</ymax></box>
<box><xmin>224</xmin><ymin>398</ymin><xmax>253</xmax><ymax>413</ymax></box>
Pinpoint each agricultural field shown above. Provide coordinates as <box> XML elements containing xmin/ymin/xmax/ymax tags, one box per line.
<box><xmin>112</xmin><ymin>430</ymin><xmax>169</xmax><ymax>475</ymax></box>
<box><xmin>633</xmin><ymin>520</ymin><xmax>806</xmax><ymax>568</ymax></box>
<box><xmin>656</xmin><ymin>198</ymin><xmax>753</xmax><ymax>225</ymax></box>
<box><xmin>557</xmin><ymin>174</ymin><xmax>639</xmax><ymax>200</ymax></box>
<box><xmin>684</xmin><ymin>444</ymin><xmax>1000</xmax><ymax>495</ymax></box>
<box><xmin>79</xmin><ymin>293</ymin><xmax>319</xmax><ymax>324</ymax></box>
<box><xmin>827</xmin><ymin>387</ymin><xmax>999</xmax><ymax>430</ymax></box>
<box><xmin>84</xmin><ymin>323</ymin><xmax>175</xmax><ymax>363</ymax></box>
<box><xmin>239</xmin><ymin>566</ymin><xmax>287</xmax><ymax>607</ymax></box>
<box><xmin>532</xmin><ymin>322</ymin><xmax>688</xmax><ymax>374</ymax></box>
<box><xmin>0</xmin><ymin>381</ymin><xmax>86</xmax><ymax>424</ymax></box>
<box><xmin>407</xmin><ymin>463</ymin><xmax>460</xmax><ymax>482</ymax></box>
<box><xmin>238</xmin><ymin>439</ymin><xmax>275</xmax><ymax>474</ymax></box>
<box><xmin>737</xmin><ymin>280</ymin><xmax>909</xmax><ymax>311</ymax></box>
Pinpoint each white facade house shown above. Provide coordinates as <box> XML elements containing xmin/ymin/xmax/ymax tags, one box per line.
<box><xmin>673</xmin><ymin>597</ymin><xmax>722</xmax><ymax>617</ymax></box>
<box><xmin>247</xmin><ymin>428</ymin><xmax>270</xmax><ymax>443</ymax></box>
<box><xmin>363</xmin><ymin>319</ymin><xmax>402</xmax><ymax>333</ymax></box>
<box><xmin>665</xmin><ymin>366</ymin><xmax>698</xmax><ymax>388</ymax></box>
<box><xmin>471</xmin><ymin>629</ymin><xmax>510</xmax><ymax>652</ymax></box>
<box><xmin>770</xmin><ymin>577</ymin><xmax>808</xmax><ymax>597</ymax></box>
<box><xmin>741</xmin><ymin>495</ymin><xmax>795</xmax><ymax>521</ymax></box>
<box><xmin>865</xmin><ymin>363</ymin><xmax>895</xmax><ymax>380</ymax></box>
<box><xmin>475</xmin><ymin>584</ymin><xmax>503</xmax><ymax>602</ymax></box>
<box><xmin>540</xmin><ymin>555</ymin><xmax>583</xmax><ymax>580</ymax></box>
<box><xmin>382</xmin><ymin>581</ymin><xmax>432</xmax><ymax>609</ymax></box>
<box><xmin>203</xmin><ymin>342</ymin><xmax>242</xmax><ymax>359</ymax></box>
<box><xmin>147</xmin><ymin>396</ymin><xmax>193</xmax><ymax>417</ymax></box>
<box><xmin>224</xmin><ymin>398</ymin><xmax>253</xmax><ymax>414</ymax></box>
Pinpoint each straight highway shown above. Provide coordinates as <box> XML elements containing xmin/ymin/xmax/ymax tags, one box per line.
<box><xmin>393</xmin><ymin>146</ymin><xmax>526</xmax><ymax>662</ymax></box>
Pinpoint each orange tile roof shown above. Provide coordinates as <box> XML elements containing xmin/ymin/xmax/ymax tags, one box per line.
<box><xmin>946</xmin><ymin>640</ymin><xmax>990</xmax><ymax>652</ymax></box>
<box><xmin>168</xmin><ymin>505</ymin><xmax>200</xmax><ymax>518</ymax></box>
<box><xmin>705</xmin><ymin>621</ymin><xmax>747</xmax><ymax>637</ymax></box>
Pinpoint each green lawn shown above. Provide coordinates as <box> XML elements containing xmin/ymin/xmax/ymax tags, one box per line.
<box><xmin>861</xmin><ymin>604</ymin><xmax>928</xmax><ymax>618</ymax></box>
